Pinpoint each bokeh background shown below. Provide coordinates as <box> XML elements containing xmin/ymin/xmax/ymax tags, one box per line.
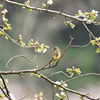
<box><xmin>0</xmin><ymin>0</ymin><xmax>100</xmax><ymax>99</ymax></box>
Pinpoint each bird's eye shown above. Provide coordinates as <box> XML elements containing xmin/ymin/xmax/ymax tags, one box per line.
<box><xmin>54</xmin><ymin>48</ymin><xmax>56</xmax><ymax>50</ymax></box>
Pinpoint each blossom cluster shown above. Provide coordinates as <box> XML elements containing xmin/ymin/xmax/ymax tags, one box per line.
<box><xmin>18</xmin><ymin>34</ymin><xmax>49</xmax><ymax>53</ymax></box>
<box><xmin>0</xmin><ymin>8</ymin><xmax>12</xmax><ymax>40</ymax></box>
<box><xmin>64</xmin><ymin>20</ymin><xmax>75</xmax><ymax>29</ymax></box>
<box><xmin>91</xmin><ymin>37</ymin><xmax>100</xmax><ymax>53</ymax></box>
<box><xmin>75</xmin><ymin>9</ymin><xmax>98</xmax><ymax>24</ymax></box>
<box><xmin>66</xmin><ymin>66</ymin><xmax>81</xmax><ymax>76</ymax></box>
<box><xmin>54</xmin><ymin>81</ymin><xmax>67</xmax><ymax>99</ymax></box>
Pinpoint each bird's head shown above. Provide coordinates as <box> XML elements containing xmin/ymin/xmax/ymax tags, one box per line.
<box><xmin>52</xmin><ymin>47</ymin><xmax>60</xmax><ymax>52</ymax></box>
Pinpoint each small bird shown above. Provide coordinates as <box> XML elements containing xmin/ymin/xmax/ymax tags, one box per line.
<box><xmin>49</xmin><ymin>47</ymin><xmax>61</xmax><ymax>67</ymax></box>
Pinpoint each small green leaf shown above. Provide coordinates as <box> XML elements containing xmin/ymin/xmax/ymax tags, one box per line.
<box><xmin>35</xmin><ymin>74</ymin><xmax>41</xmax><ymax>78</ymax></box>
<box><xmin>20</xmin><ymin>72</ymin><xmax>23</xmax><ymax>76</ymax></box>
<box><xmin>28</xmin><ymin>8</ymin><xmax>32</xmax><ymax>12</ymax></box>
<box><xmin>0</xmin><ymin>93</ymin><xmax>5</xmax><ymax>99</ymax></box>
<box><xmin>96</xmin><ymin>48</ymin><xmax>100</xmax><ymax>53</ymax></box>
<box><xmin>0</xmin><ymin>4</ymin><xmax>3</xmax><ymax>8</ymax></box>
<box><xmin>36</xmin><ymin>65</ymin><xmax>38</xmax><ymax>69</ymax></box>
<box><xmin>0</xmin><ymin>83</ymin><xmax>4</xmax><ymax>87</ymax></box>
<box><xmin>5</xmin><ymin>36</ymin><xmax>8</xmax><ymax>40</ymax></box>
<box><xmin>78</xmin><ymin>94</ymin><xmax>82</xmax><ymax>99</ymax></box>
<box><xmin>69</xmin><ymin>71</ymin><xmax>73</xmax><ymax>75</ymax></box>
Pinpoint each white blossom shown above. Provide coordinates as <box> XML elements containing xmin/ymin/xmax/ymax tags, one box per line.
<box><xmin>42</xmin><ymin>48</ymin><xmax>47</xmax><ymax>53</ymax></box>
<box><xmin>92</xmin><ymin>9</ymin><xmax>98</xmax><ymax>14</ymax></box>
<box><xmin>92</xmin><ymin>9</ymin><xmax>98</xmax><ymax>16</ymax></box>
<box><xmin>86</xmin><ymin>20</ymin><xmax>93</xmax><ymax>24</ymax></box>
<box><xmin>5</xmin><ymin>79</ymin><xmax>8</xmax><ymax>83</ymax></box>
<box><xmin>55</xmin><ymin>81</ymin><xmax>61</xmax><ymax>85</ymax></box>
<box><xmin>0</xmin><ymin>78</ymin><xmax>2</xmax><ymax>83</ymax></box>
<box><xmin>47</xmin><ymin>0</ymin><xmax>53</xmax><ymax>5</ymax></box>
<box><xmin>83</xmin><ymin>18</ymin><xmax>87</xmax><ymax>21</ymax></box>
<box><xmin>63</xmin><ymin>83</ymin><xmax>67</xmax><ymax>87</ymax></box>
<box><xmin>61</xmin><ymin>92</ymin><xmax>66</xmax><ymax>96</ymax></box>
<box><xmin>78</xmin><ymin>10</ymin><xmax>83</xmax><ymax>15</ymax></box>
<box><xmin>3</xmin><ymin>17</ymin><xmax>8</xmax><ymax>21</ymax></box>
<box><xmin>9</xmin><ymin>93</ymin><xmax>16</xmax><ymax>100</ymax></box>
<box><xmin>55</xmin><ymin>93</ymin><xmax>59</xmax><ymax>97</ymax></box>
<box><xmin>4</xmin><ymin>9</ymin><xmax>8</xmax><ymax>13</ymax></box>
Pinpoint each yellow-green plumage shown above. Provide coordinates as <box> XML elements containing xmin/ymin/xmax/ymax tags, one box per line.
<box><xmin>49</xmin><ymin>47</ymin><xmax>61</xmax><ymax>67</ymax></box>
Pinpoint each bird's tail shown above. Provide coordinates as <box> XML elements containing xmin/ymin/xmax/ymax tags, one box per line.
<box><xmin>49</xmin><ymin>61</ymin><xmax>52</xmax><ymax>67</ymax></box>
<box><xmin>49</xmin><ymin>59</ymin><xmax>53</xmax><ymax>67</ymax></box>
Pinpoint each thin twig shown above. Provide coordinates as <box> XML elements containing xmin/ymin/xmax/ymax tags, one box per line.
<box><xmin>19</xmin><ymin>95</ymin><xmax>29</xmax><ymax>100</ymax></box>
<box><xmin>47</xmin><ymin>5</ymin><xmax>51</xmax><ymax>9</ymax></box>
<box><xmin>5</xmin><ymin>53</ymin><xmax>37</xmax><ymax>69</ymax></box>
<box><xmin>95</xmin><ymin>18</ymin><xmax>100</xmax><ymax>25</ymax></box>
<box><xmin>52</xmin><ymin>13</ymin><xmax>55</xmax><ymax>19</ymax></box>
<box><xmin>52</xmin><ymin>84</ymin><xmax>54</xmax><ymax>100</ymax></box>
<box><xmin>48</xmin><ymin>71</ymin><xmax>73</xmax><ymax>78</ymax></box>
<box><xmin>64</xmin><ymin>73</ymin><xmax>100</xmax><ymax>83</ymax></box>
<box><xmin>82</xmin><ymin>22</ymin><xmax>98</xmax><ymax>41</ymax></box>
<box><xmin>60</xmin><ymin>0</ymin><xmax>68</xmax><ymax>13</ymax></box>
<box><xmin>70</xmin><ymin>33</ymin><xmax>91</xmax><ymax>48</ymax></box>
<box><xmin>65</xmin><ymin>91</ymin><xmax>69</xmax><ymax>100</ymax></box>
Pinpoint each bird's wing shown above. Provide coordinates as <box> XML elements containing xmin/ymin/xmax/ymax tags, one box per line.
<box><xmin>50</xmin><ymin>51</ymin><xmax>59</xmax><ymax>63</ymax></box>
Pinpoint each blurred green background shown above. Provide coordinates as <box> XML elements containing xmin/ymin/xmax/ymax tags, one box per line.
<box><xmin>0</xmin><ymin>0</ymin><xmax>100</xmax><ymax>99</ymax></box>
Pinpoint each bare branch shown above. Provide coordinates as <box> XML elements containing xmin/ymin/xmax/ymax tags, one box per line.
<box><xmin>64</xmin><ymin>73</ymin><xmax>100</xmax><ymax>83</ymax></box>
<box><xmin>52</xmin><ymin>84</ymin><xmax>54</xmax><ymax>100</ymax></box>
<box><xmin>70</xmin><ymin>32</ymin><xmax>91</xmax><ymax>48</ymax></box>
<box><xmin>5</xmin><ymin>53</ymin><xmax>37</xmax><ymax>69</ymax></box>
<box><xmin>48</xmin><ymin>71</ymin><xmax>73</xmax><ymax>78</ymax></box>
<box><xmin>60</xmin><ymin>0</ymin><xmax>68</xmax><ymax>13</ymax></box>
<box><xmin>65</xmin><ymin>91</ymin><xmax>69</xmax><ymax>100</ymax></box>
<box><xmin>82</xmin><ymin>22</ymin><xmax>98</xmax><ymax>41</ymax></box>
<box><xmin>19</xmin><ymin>95</ymin><xmax>29</xmax><ymax>100</ymax></box>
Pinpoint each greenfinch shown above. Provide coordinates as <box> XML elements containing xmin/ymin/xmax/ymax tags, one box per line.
<box><xmin>49</xmin><ymin>47</ymin><xmax>61</xmax><ymax>67</ymax></box>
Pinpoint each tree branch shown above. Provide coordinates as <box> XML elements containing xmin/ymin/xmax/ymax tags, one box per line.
<box><xmin>0</xmin><ymin>86</ymin><xmax>12</xmax><ymax>100</ymax></box>
<box><xmin>64</xmin><ymin>73</ymin><xmax>100</xmax><ymax>83</ymax></box>
<box><xmin>0</xmin><ymin>70</ymin><xmax>99</xmax><ymax>99</ymax></box>
<box><xmin>48</xmin><ymin>71</ymin><xmax>73</xmax><ymax>78</ymax></box>
<box><xmin>60</xmin><ymin>0</ymin><xmax>68</xmax><ymax>13</ymax></box>
<box><xmin>82</xmin><ymin>22</ymin><xmax>97</xmax><ymax>41</ymax></box>
<box><xmin>70</xmin><ymin>33</ymin><xmax>91</xmax><ymax>48</ymax></box>
<box><xmin>5</xmin><ymin>53</ymin><xmax>37</xmax><ymax>69</ymax></box>
<box><xmin>0</xmin><ymin>28</ymin><xmax>37</xmax><ymax>48</ymax></box>
<box><xmin>0</xmin><ymin>0</ymin><xmax>99</xmax><ymax>25</ymax></box>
